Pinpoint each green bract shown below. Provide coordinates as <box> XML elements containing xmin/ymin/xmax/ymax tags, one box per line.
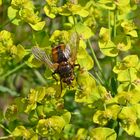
<box><xmin>11</xmin><ymin>0</ymin><xmax>34</xmax><ymax>10</ymax></box>
<box><xmin>90</xmin><ymin>127</ymin><xmax>117</xmax><ymax>140</ymax></box>
<box><xmin>0</xmin><ymin>30</ymin><xmax>26</xmax><ymax>63</ymax></box>
<box><xmin>12</xmin><ymin>126</ymin><xmax>31</xmax><ymax>139</ymax></box>
<box><xmin>118</xmin><ymin>104</ymin><xmax>140</xmax><ymax>137</ymax></box>
<box><xmin>8</xmin><ymin>0</ymin><xmax>45</xmax><ymax>30</ymax></box>
<box><xmin>93</xmin><ymin>105</ymin><xmax>121</xmax><ymax>126</ymax></box>
<box><xmin>24</xmin><ymin>87</ymin><xmax>47</xmax><ymax>113</ymax></box>
<box><xmin>99</xmin><ymin>28</ymin><xmax>118</xmax><ymax>57</ymax></box>
<box><xmin>121</xmin><ymin>21</ymin><xmax>138</xmax><ymax>37</ymax></box>
<box><xmin>36</xmin><ymin>116</ymin><xmax>66</xmax><ymax>137</ymax></box>
<box><xmin>113</xmin><ymin>55</ymin><xmax>140</xmax><ymax>91</ymax></box>
<box><xmin>44</xmin><ymin>1</ymin><xmax>89</xmax><ymax>18</ymax></box>
<box><xmin>1</xmin><ymin>0</ymin><xmax>140</xmax><ymax>139</ymax></box>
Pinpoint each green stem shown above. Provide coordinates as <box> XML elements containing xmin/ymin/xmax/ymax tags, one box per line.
<box><xmin>1</xmin><ymin>62</ymin><xmax>26</xmax><ymax>79</ymax></box>
<box><xmin>32</xmin><ymin>30</ymin><xmax>38</xmax><ymax>46</ymax></box>
<box><xmin>72</xmin><ymin>14</ymin><xmax>77</xmax><ymax>25</ymax></box>
<box><xmin>75</xmin><ymin>15</ymin><xmax>109</xmax><ymax>88</ymax></box>
<box><xmin>113</xmin><ymin>10</ymin><xmax>117</xmax><ymax>38</ymax></box>
<box><xmin>0</xmin><ymin>124</ymin><xmax>11</xmax><ymax>134</ymax></box>
<box><xmin>87</xmin><ymin>39</ymin><xmax>102</xmax><ymax>72</ymax></box>
<box><xmin>108</xmin><ymin>10</ymin><xmax>111</xmax><ymax>40</ymax></box>
<box><xmin>94</xmin><ymin>71</ymin><xmax>104</xmax><ymax>84</ymax></box>
<box><xmin>128</xmin><ymin>69</ymin><xmax>132</xmax><ymax>91</ymax></box>
<box><xmin>0</xmin><ymin>135</ymin><xmax>13</xmax><ymax>140</ymax></box>
<box><xmin>34</xmin><ymin>70</ymin><xmax>47</xmax><ymax>85</ymax></box>
<box><xmin>0</xmin><ymin>17</ymin><xmax>16</xmax><ymax>29</ymax></box>
<box><xmin>88</xmin><ymin>40</ymin><xmax>110</xmax><ymax>87</ymax></box>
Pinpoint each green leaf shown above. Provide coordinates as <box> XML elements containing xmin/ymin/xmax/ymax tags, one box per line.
<box><xmin>12</xmin><ymin>126</ymin><xmax>31</xmax><ymax>139</ymax></box>
<box><xmin>116</xmin><ymin>36</ymin><xmax>131</xmax><ymax>51</ymax></box>
<box><xmin>127</xmin><ymin>30</ymin><xmax>138</xmax><ymax>37</ymax></box>
<box><xmin>63</xmin><ymin>23</ymin><xmax>73</xmax><ymax>29</ymax></box>
<box><xmin>115</xmin><ymin>90</ymin><xmax>140</xmax><ymax>105</ymax></box>
<box><xmin>99</xmin><ymin>27</ymin><xmax>110</xmax><ymax>42</ymax></box>
<box><xmin>61</xmin><ymin>111</ymin><xmax>71</xmax><ymax>124</ymax></box>
<box><xmin>113</xmin><ymin>62</ymin><xmax>126</xmax><ymax>74</ymax></box>
<box><xmin>123</xmin><ymin>55</ymin><xmax>139</xmax><ymax>68</ymax></box>
<box><xmin>75</xmin><ymin>70</ymin><xmax>97</xmax><ymax>103</ymax></box>
<box><xmin>30</xmin><ymin>134</ymin><xmax>38</xmax><ymax>140</ymax></box>
<box><xmin>11</xmin><ymin>0</ymin><xmax>34</xmax><ymax>10</ymax></box>
<box><xmin>33</xmin><ymin>31</ymin><xmax>50</xmax><ymax>48</ymax></box>
<box><xmin>5</xmin><ymin>105</ymin><xmax>18</xmax><ymax>121</ymax></box>
<box><xmin>59</xmin><ymin>4</ymin><xmax>89</xmax><ymax>17</ymax></box>
<box><xmin>26</xmin><ymin>55</ymin><xmax>43</xmax><ymax>68</ymax></box>
<box><xmin>0</xmin><ymin>85</ymin><xmax>18</xmax><ymax>96</ymax></box>
<box><xmin>93</xmin><ymin>105</ymin><xmax>121</xmax><ymax>126</ymax></box>
<box><xmin>70</xmin><ymin>4</ymin><xmax>89</xmax><ymax>17</ymax></box>
<box><xmin>36</xmin><ymin>87</ymin><xmax>46</xmax><ymax>102</ymax></box>
<box><xmin>113</xmin><ymin>55</ymin><xmax>139</xmax><ymax>74</ymax></box>
<box><xmin>118</xmin><ymin>105</ymin><xmax>140</xmax><ymax>138</ymax></box>
<box><xmin>75</xmin><ymin>128</ymin><xmax>88</xmax><ymax>139</ymax></box>
<box><xmin>77</xmin><ymin>46</ymin><xmax>94</xmax><ymax>70</ymax></box>
<box><xmin>29</xmin><ymin>21</ymin><xmax>45</xmax><ymax>31</ymax></box>
<box><xmin>8</xmin><ymin>6</ymin><xmax>21</xmax><ymax>25</ymax></box>
<box><xmin>117</xmin><ymin>0</ymin><xmax>130</xmax><ymax>6</ymax></box>
<box><xmin>36</xmin><ymin>116</ymin><xmax>66</xmax><ymax>137</ymax></box>
<box><xmin>0</xmin><ymin>30</ymin><xmax>14</xmax><ymax>47</ymax></box>
<box><xmin>0</xmin><ymin>0</ymin><xmax>2</xmax><ymax>5</ymax></box>
<box><xmin>12</xmin><ymin>44</ymin><xmax>26</xmax><ymax>62</ymax></box>
<box><xmin>93</xmin><ymin>110</ymin><xmax>109</xmax><ymax>126</ymax></box>
<box><xmin>117</xmin><ymin>82</ymin><xmax>130</xmax><ymax>92</ymax></box>
<box><xmin>74</xmin><ymin>23</ymin><xmax>94</xmax><ymax>39</ymax></box>
<box><xmin>24</xmin><ymin>89</ymin><xmax>38</xmax><ymax>113</ymax></box>
<box><xmin>99</xmin><ymin>28</ymin><xmax>118</xmax><ymax>57</ymax></box>
<box><xmin>36</xmin><ymin>105</ymin><xmax>46</xmax><ymax>118</ymax></box>
<box><xmin>44</xmin><ymin>5</ymin><xmax>56</xmax><ymax>19</ymax></box>
<box><xmin>25</xmin><ymin>102</ymin><xmax>36</xmax><ymax>113</ymax></box>
<box><xmin>98</xmin><ymin>1</ymin><xmax>116</xmax><ymax>10</ymax></box>
<box><xmin>47</xmin><ymin>0</ymin><xmax>58</xmax><ymax>6</ymax></box>
<box><xmin>90</xmin><ymin>127</ymin><xmax>117</xmax><ymax>140</ymax></box>
<box><xmin>121</xmin><ymin>21</ymin><xmax>137</xmax><ymax>37</ymax></box>
<box><xmin>50</xmin><ymin>30</ymin><xmax>69</xmax><ymax>44</ymax></box>
<box><xmin>117</xmin><ymin>68</ymin><xmax>137</xmax><ymax>82</ymax></box>
<box><xmin>99</xmin><ymin>40</ymin><xmax>118</xmax><ymax>57</ymax></box>
<box><xmin>19</xmin><ymin>8</ymin><xmax>41</xmax><ymax>24</ymax></box>
<box><xmin>28</xmin><ymin>110</ymin><xmax>39</xmax><ymax>124</ymax></box>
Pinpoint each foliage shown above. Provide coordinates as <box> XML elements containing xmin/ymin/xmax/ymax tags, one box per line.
<box><xmin>0</xmin><ymin>0</ymin><xmax>140</xmax><ymax>139</ymax></box>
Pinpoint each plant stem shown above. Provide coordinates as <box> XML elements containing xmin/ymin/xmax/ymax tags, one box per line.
<box><xmin>94</xmin><ymin>71</ymin><xmax>104</xmax><ymax>84</ymax></box>
<box><xmin>87</xmin><ymin>40</ymin><xmax>110</xmax><ymax>87</ymax></box>
<box><xmin>1</xmin><ymin>62</ymin><xmax>26</xmax><ymax>79</ymax></box>
<box><xmin>108</xmin><ymin>10</ymin><xmax>111</xmax><ymax>40</ymax></box>
<box><xmin>0</xmin><ymin>124</ymin><xmax>11</xmax><ymax>134</ymax></box>
<box><xmin>87</xmin><ymin>39</ymin><xmax>102</xmax><ymax>72</ymax></box>
<box><xmin>34</xmin><ymin>70</ymin><xmax>47</xmax><ymax>85</ymax></box>
<box><xmin>0</xmin><ymin>135</ymin><xmax>13</xmax><ymax>140</ymax></box>
<box><xmin>0</xmin><ymin>17</ymin><xmax>16</xmax><ymax>29</ymax></box>
<box><xmin>32</xmin><ymin>30</ymin><xmax>38</xmax><ymax>46</ymax></box>
<box><xmin>72</xmin><ymin>14</ymin><xmax>77</xmax><ymax>25</ymax></box>
<box><xmin>113</xmin><ymin>10</ymin><xmax>117</xmax><ymax>38</ymax></box>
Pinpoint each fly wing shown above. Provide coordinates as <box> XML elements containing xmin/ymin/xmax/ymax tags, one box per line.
<box><xmin>63</xmin><ymin>44</ymin><xmax>71</xmax><ymax>60</ymax></box>
<box><xmin>67</xmin><ymin>32</ymin><xmax>79</xmax><ymax>63</ymax></box>
<box><xmin>31</xmin><ymin>47</ymin><xmax>57</xmax><ymax>70</ymax></box>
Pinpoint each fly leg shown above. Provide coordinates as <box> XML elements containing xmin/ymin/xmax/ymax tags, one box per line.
<box><xmin>74</xmin><ymin>64</ymin><xmax>80</xmax><ymax>70</ymax></box>
<box><xmin>52</xmin><ymin>71</ymin><xmax>58</xmax><ymax>82</ymax></box>
<box><xmin>73</xmin><ymin>64</ymin><xmax>81</xmax><ymax>87</ymax></box>
<box><xmin>60</xmin><ymin>78</ymin><xmax>63</xmax><ymax>92</ymax></box>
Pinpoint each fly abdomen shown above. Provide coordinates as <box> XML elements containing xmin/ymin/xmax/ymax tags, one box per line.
<box><xmin>58</xmin><ymin>62</ymin><xmax>73</xmax><ymax>77</ymax></box>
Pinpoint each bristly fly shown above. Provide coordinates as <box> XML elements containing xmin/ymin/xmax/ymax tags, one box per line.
<box><xmin>31</xmin><ymin>33</ymin><xmax>80</xmax><ymax>90</ymax></box>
